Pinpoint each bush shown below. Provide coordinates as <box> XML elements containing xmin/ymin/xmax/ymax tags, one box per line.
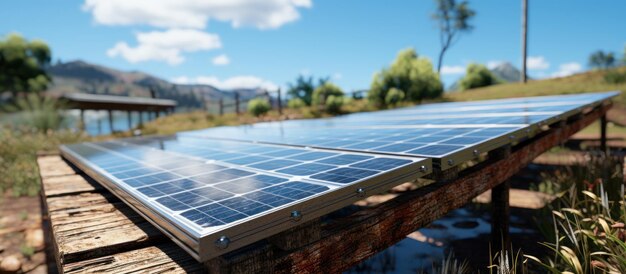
<box><xmin>2</xmin><ymin>94</ymin><xmax>67</xmax><ymax>132</ymax></box>
<box><xmin>247</xmin><ymin>98</ymin><xmax>271</xmax><ymax>117</ymax></box>
<box><xmin>368</xmin><ymin>48</ymin><xmax>443</xmax><ymax>108</ymax></box>
<box><xmin>312</xmin><ymin>82</ymin><xmax>344</xmax><ymax>107</ymax></box>
<box><xmin>324</xmin><ymin>95</ymin><xmax>344</xmax><ymax>114</ymax></box>
<box><xmin>604</xmin><ymin>70</ymin><xmax>626</xmax><ymax>84</ymax></box>
<box><xmin>384</xmin><ymin>88</ymin><xmax>405</xmax><ymax>106</ymax></box>
<box><xmin>287</xmin><ymin>98</ymin><xmax>306</xmax><ymax>109</ymax></box>
<box><xmin>458</xmin><ymin>63</ymin><xmax>501</xmax><ymax>90</ymax></box>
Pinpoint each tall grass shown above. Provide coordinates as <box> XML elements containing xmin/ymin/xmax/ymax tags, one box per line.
<box><xmin>526</xmin><ymin>155</ymin><xmax>626</xmax><ymax>273</ymax></box>
<box><xmin>2</xmin><ymin>94</ymin><xmax>67</xmax><ymax>132</ymax></box>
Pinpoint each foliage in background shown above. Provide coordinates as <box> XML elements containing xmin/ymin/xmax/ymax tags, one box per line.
<box><xmin>369</xmin><ymin>48</ymin><xmax>443</xmax><ymax>108</ymax></box>
<box><xmin>588</xmin><ymin>50</ymin><xmax>616</xmax><ymax>70</ymax></box>
<box><xmin>604</xmin><ymin>70</ymin><xmax>626</xmax><ymax>84</ymax></box>
<box><xmin>458</xmin><ymin>63</ymin><xmax>502</xmax><ymax>90</ymax></box>
<box><xmin>324</xmin><ymin>95</ymin><xmax>344</xmax><ymax>114</ymax></box>
<box><xmin>2</xmin><ymin>94</ymin><xmax>67</xmax><ymax>132</ymax></box>
<box><xmin>0</xmin><ymin>127</ymin><xmax>87</xmax><ymax>196</ymax></box>
<box><xmin>528</xmin><ymin>155</ymin><xmax>626</xmax><ymax>273</ymax></box>
<box><xmin>287</xmin><ymin>98</ymin><xmax>306</xmax><ymax>109</ymax></box>
<box><xmin>384</xmin><ymin>87</ymin><xmax>405</xmax><ymax>106</ymax></box>
<box><xmin>312</xmin><ymin>82</ymin><xmax>344</xmax><ymax>109</ymax></box>
<box><xmin>286</xmin><ymin>75</ymin><xmax>329</xmax><ymax>106</ymax></box>
<box><xmin>432</xmin><ymin>0</ymin><xmax>476</xmax><ymax>74</ymax></box>
<box><xmin>247</xmin><ymin>98</ymin><xmax>271</xmax><ymax>117</ymax></box>
<box><xmin>0</xmin><ymin>33</ymin><xmax>51</xmax><ymax>98</ymax></box>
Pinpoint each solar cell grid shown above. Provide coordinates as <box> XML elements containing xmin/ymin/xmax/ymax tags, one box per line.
<box><xmin>60</xmin><ymin>91</ymin><xmax>616</xmax><ymax>261</ymax></box>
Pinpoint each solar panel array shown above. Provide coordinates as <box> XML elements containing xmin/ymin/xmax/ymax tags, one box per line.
<box><xmin>60</xmin><ymin>91</ymin><xmax>618</xmax><ymax>261</ymax></box>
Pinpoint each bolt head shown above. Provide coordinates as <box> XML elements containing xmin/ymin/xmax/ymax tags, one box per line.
<box><xmin>215</xmin><ymin>236</ymin><xmax>230</xmax><ymax>249</ymax></box>
<box><xmin>447</xmin><ymin>159</ymin><xmax>455</xmax><ymax>166</ymax></box>
<box><xmin>419</xmin><ymin>165</ymin><xmax>429</xmax><ymax>172</ymax></box>
<box><xmin>472</xmin><ymin>149</ymin><xmax>479</xmax><ymax>156</ymax></box>
<box><xmin>355</xmin><ymin>188</ymin><xmax>366</xmax><ymax>197</ymax></box>
<box><xmin>290</xmin><ymin>210</ymin><xmax>302</xmax><ymax>222</ymax></box>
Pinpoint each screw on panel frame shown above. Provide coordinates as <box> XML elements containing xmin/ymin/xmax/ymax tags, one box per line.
<box><xmin>447</xmin><ymin>159</ymin><xmax>455</xmax><ymax>166</ymax></box>
<box><xmin>419</xmin><ymin>165</ymin><xmax>429</xmax><ymax>172</ymax></box>
<box><xmin>290</xmin><ymin>210</ymin><xmax>302</xmax><ymax>222</ymax></box>
<box><xmin>356</xmin><ymin>188</ymin><xmax>366</xmax><ymax>197</ymax></box>
<box><xmin>215</xmin><ymin>236</ymin><xmax>230</xmax><ymax>249</ymax></box>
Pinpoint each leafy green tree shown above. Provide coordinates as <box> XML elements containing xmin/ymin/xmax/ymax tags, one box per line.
<box><xmin>385</xmin><ymin>88</ymin><xmax>405</xmax><ymax>106</ymax></box>
<box><xmin>432</xmin><ymin>0</ymin><xmax>476</xmax><ymax>74</ymax></box>
<box><xmin>588</xmin><ymin>50</ymin><xmax>616</xmax><ymax>69</ymax></box>
<box><xmin>324</xmin><ymin>95</ymin><xmax>344</xmax><ymax>114</ymax></box>
<box><xmin>368</xmin><ymin>48</ymin><xmax>443</xmax><ymax>108</ymax></box>
<box><xmin>0</xmin><ymin>34</ymin><xmax>52</xmax><ymax>97</ymax></box>
<box><xmin>458</xmin><ymin>63</ymin><xmax>501</xmax><ymax>90</ymax></box>
<box><xmin>286</xmin><ymin>75</ymin><xmax>329</xmax><ymax>106</ymax></box>
<box><xmin>247</xmin><ymin>98</ymin><xmax>271</xmax><ymax>117</ymax></box>
<box><xmin>312</xmin><ymin>82</ymin><xmax>344</xmax><ymax>107</ymax></box>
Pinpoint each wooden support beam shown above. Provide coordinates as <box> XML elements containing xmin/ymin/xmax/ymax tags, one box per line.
<box><xmin>601</xmin><ymin>114</ymin><xmax>608</xmax><ymax>154</ymax></box>
<box><xmin>127</xmin><ymin>111</ymin><xmax>132</xmax><ymax>130</ymax></box>
<box><xmin>235</xmin><ymin>92</ymin><xmax>240</xmax><ymax>115</ymax></box>
<box><xmin>107</xmin><ymin>110</ymin><xmax>114</xmax><ymax>133</ymax></box>
<box><xmin>491</xmin><ymin>180</ymin><xmax>510</xmax><ymax>250</ymax></box>
<box><xmin>219</xmin><ymin>98</ymin><xmax>224</xmax><ymax>116</ymax></box>
<box><xmin>277</xmin><ymin>88</ymin><xmax>283</xmax><ymax>115</ymax></box>
<box><xmin>138</xmin><ymin>111</ymin><xmax>144</xmax><ymax>126</ymax></box>
<box><xmin>79</xmin><ymin>109</ymin><xmax>85</xmax><ymax>130</ymax></box>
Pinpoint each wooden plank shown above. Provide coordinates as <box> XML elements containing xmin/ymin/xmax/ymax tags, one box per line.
<box><xmin>42</xmin><ymin>174</ymin><xmax>103</xmax><ymax>197</ymax></box>
<box><xmin>37</xmin><ymin>155</ymin><xmax>80</xmax><ymax>178</ymax></box>
<box><xmin>206</xmin><ymin>103</ymin><xmax>610</xmax><ymax>273</ymax></box>
<box><xmin>63</xmin><ymin>244</ymin><xmax>203</xmax><ymax>274</ymax></box>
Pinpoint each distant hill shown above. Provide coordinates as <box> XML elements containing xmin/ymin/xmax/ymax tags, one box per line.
<box><xmin>448</xmin><ymin>62</ymin><xmax>526</xmax><ymax>92</ymax></box>
<box><xmin>45</xmin><ymin>60</ymin><xmax>265</xmax><ymax>110</ymax></box>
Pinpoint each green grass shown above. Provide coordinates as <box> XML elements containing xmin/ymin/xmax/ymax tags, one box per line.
<box><xmin>447</xmin><ymin>66</ymin><xmax>626</xmax><ymax>107</ymax></box>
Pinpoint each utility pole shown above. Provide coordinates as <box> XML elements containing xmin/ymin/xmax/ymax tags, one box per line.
<box><xmin>521</xmin><ymin>0</ymin><xmax>528</xmax><ymax>83</ymax></box>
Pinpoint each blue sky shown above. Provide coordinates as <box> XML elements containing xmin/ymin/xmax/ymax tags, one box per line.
<box><xmin>1</xmin><ymin>0</ymin><xmax>625</xmax><ymax>91</ymax></box>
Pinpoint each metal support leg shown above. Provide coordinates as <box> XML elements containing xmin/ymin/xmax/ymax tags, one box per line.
<box><xmin>491</xmin><ymin>180</ymin><xmax>510</xmax><ymax>251</ymax></box>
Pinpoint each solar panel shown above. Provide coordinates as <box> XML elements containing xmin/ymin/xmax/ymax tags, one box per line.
<box><xmin>60</xmin><ymin>91</ymin><xmax>618</xmax><ymax>261</ymax></box>
<box><xmin>60</xmin><ymin>136</ymin><xmax>431</xmax><ymax>261</ymax></box>
<box><xmin>182</xmin><ymin>91</ymin><xmax>618</xmax><ymax>169</ymax></box>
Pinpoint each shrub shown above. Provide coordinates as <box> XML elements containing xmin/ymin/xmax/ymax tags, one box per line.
<box><xmin>2</xmin><ymin>94</ymin><xmax>66</xmax><ymax>132</ymax></box>
<box><xmin>247</xmin><ymin>98</ymin><xmax>271</xmax><ymax>117</ymax></box>
<box><xmin>604</xmin><ymin>70</ymin><xmax>626</xmax><ymax>84</ymax></box>
<box><xmin>324</xmin><ymin>95</ymin><xmax>344</xmax><ymax>114</ymax></box>
<box><xmin>384</xmin><ymin>88</ymin><xmax>405</xmax><ymax>106</ymax></box>
<box><xmin>287</xmin><ymin>98</ymin><xmax>306</xmax><ymax>109</ymax></box>
<box><xmin>312</xmin><ymin>82</ymin><xmax>344</xmax><ymax>107</ymax></box>
<box><xmin>368</xmin><ymin>48</ymin><xmax>443</xmax><ymax>108</ymax></box>
<box><xmin>458</xmin><ymin>63</ymin><xmax>501</xmax><ymax>90</ymax></box>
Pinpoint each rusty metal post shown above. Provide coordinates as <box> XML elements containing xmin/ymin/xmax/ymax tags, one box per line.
<box><xmin>601</xmin><ymin>114</ymin><xmax>607</xmax><ymax>154</ymax></box>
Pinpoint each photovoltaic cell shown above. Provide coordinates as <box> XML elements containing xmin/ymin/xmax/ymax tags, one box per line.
<box><xmin>60</xmin><ymin>91</ymin><xmax>617</xmax><ymax>261</ymax></box>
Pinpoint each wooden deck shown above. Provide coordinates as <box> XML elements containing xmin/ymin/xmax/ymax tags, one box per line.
<box><xmin>37</xmin><ymin>103</ymin><xmax>610</xmax><ymax>273</ymax></box>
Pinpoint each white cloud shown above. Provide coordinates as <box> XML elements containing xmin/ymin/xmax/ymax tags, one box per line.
<box><xmin>212</xmin><ymin>54</ymin><xmax>230</xmax><ymax>66</ymax></box>
<box><xmin>551</xmin><ymin>62</ymin><xmax>583</xmax><ymax>78</ymax></box>
<box><xmin>332</xmin><ymin>73</ymin><xmax>342</xmax><ymax>80</ymax></box>
<box><xmin>107</xmin><ymin>29</ymin><xmax>221</xmax><ymax>65</ymax></box>
<box><xmin>487</xmin><ymin>60</ymin><xmax>506</xmax><ymax>70</ymax></box>
<box><xmin>527</xmin><ymin>56</ymin><xmax>550</xmax><ymax>70</ymax></box>
<box><xmin>172</xmin><ymin>75</ymin><xmax>278</xmax><ymax>91</ymax></box>
<box><xmin>441</xmin><ymin>65</ymin><xmax>465</xmax><ymax>75</ymax></box>
<box><xmin>83</xmin><ymin>0</ymin><xmax>312</xmax><ymax>30</ymax></box>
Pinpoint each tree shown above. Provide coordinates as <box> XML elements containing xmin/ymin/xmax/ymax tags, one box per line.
<box><xmin>247</xmin><ymin>98</ymin><xmax>271</xmax><ymax>117</ymax></box>
<box><xmin>368</xmin><ymin>48</ymin><xmax>443</xmax><ymax>108</ymax></box>
<box><xmin>286</xmin><ymin>75</ymin><xmax>329</xmax><ymax>106</ymax></box>
<box><xmin>385</xmin><ymin>88</ymin><xmax>405</xmax><ymax>106</ymax></box>
<box><xmin>432</xmin><ymin>0</ymin><xmax>476</xmax><ymax>74</ymax></box>
<box><xmin>458</xmin><ymin>63</ymin><xmax>501</xmax><ymax>90</ymax></box>
<box><xmin>0</xmin><ymin>33</ymin><xmax>52</xmax><ymax>98</ymax></box>
<box><xmin>312</xmin><ymin>82</ymin><xmax>343</xmax><ymax>107</ymax></box>
<box><xmin>588</xmin><ymin>50</ymin><xmax>616</xmax><ymax>69</ymax></box>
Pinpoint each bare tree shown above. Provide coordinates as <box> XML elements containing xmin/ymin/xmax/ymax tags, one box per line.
<box><xmin>432</xmin><ymin>0</ymin><xmax>476</xmax><ymax>75</ymax></box>
<box><xmin>521</xmin><ymin>0</ymin><xmax>528</xmax><ymax>83</ymax></box>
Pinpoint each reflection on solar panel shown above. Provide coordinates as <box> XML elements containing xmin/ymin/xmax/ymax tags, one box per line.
<box><xmin>183</xmin><ymin>91</ymin><xmax>618</xmax><ymax>169</ymax></box>
<box><xmin>61</xmin><ymin>137</ymin><xmax>430</xmax><ymax>261</ymax></box>
<box><xmin>60</xmin><ymin>91</ymin><xmax>618</xmax><ymax>261</ymax></box>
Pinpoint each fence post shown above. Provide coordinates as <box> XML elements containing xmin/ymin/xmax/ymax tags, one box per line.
<box><xmin>277</xmin><ymin>88</ymin><xmax>282</xmax><ymax>115</ymax></box>
<box><xmin>219</xmin><ymin>98</ymin><xmax>224</xmax><ymax>116</ymax></box>
<box><xmin>235</xmin><ymin>92</ymin><xmax>240</xmax><ymax>114</ymax></box>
